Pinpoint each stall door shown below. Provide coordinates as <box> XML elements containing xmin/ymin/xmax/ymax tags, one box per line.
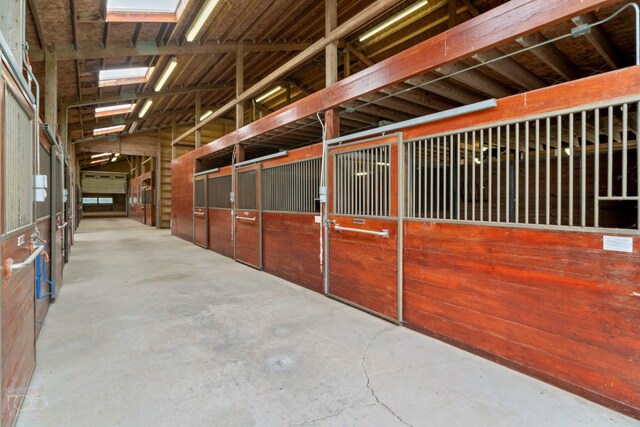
<box><xmin>193</xmin><ymin>176</ymin><xmax>208</xmax><ymax>248</ymax></box>
<box><xmin>64</xmin><ymin>165</ymin><xmax>71</xmax><ymax>263</ymax></box>
<box><xmin>327</xmin><ymin>135</ymin><xmax>401</xmax><ymax>322</ymax></box>
<box><xmin>234</xmin><ymin>166</ymin><xmax>261</xmax><ymax>269</ymax></box>
<box><xmin>52</xmin><ymin>148</ymin><xmax>64</xmax><ymax>289</ymax></box>
<box><xmin>1</xmin><ymin>74</ymin><xmax>37</xmax><ymax>427</ymax></box>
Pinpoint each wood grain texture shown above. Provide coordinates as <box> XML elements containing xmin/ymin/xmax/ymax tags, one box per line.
<box><xmin>1</xmin><ymin>233</ymin><xmax>37</xmax><ymax>427</ymax></box>
<box><xmin>328</xmin><ymin>217</ymin><xmax>398</xmax><ymax>319</ymax></box>
<box><xmin>194</xmin><ymin>208</ymin><xmax>207</xmax><ymax>248</ymax></box>
<box><xmin>403</xmin><ymin>221</ymin><xmax>640</xmax><ymax>419</ymax></box>
<box><xmin>234</xmin><ymin>211</ymin><xmax>261</xmax><ymax>268</ymax></box>
<box><xmin>171</xmin><ymin>153</ymin><xmax>195</xmax><ymax>242</ymax></box>
<box><xmin>208</xmin><ymin>209</ymin><xmax>233</xmax><ymax>258</ymax></box>
<box><xmin>262</xmin><ymin>212</ymin><xmax>322</xmax><ymax>293</ymax></box>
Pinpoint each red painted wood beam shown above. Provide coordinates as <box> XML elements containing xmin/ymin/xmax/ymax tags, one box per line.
<box><xmin>185</xmin><ymin>0</ymin><xmax>620</xmax><ymax>162</ymax></box>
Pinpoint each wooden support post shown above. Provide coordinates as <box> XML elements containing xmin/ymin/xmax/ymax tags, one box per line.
<box><xmin>156</xmin><ymin>129</ymin><xmax>162</xmax><ymax>229</ymax></box>
<box><xmin>325</xmin><ymin>108</ymin><xmax>340</xmax><ymax>140</ymax></box>
<box><xmin>325</xmin><ymin>0</ymin><xmax>338</xmax><ymax>87</ymax></box>
<box><xmin>344</xmin><ymin>48</ymin><xmax>351</xmax><ymax>78</ymax></box>
<box><xmin>45</xmin><ymin>43</ymin><xmax>58</xmax><ymax>135</ymax></box>
<box><xmin>234</xmin><ymin>143</ymin><xmax>245</xmax><ymax>163</ymax></box>
<box><xmin>171</xmin><ymin>117</ymin><xmax>177</xmax><ymax>160</ymax></box>
<box><xmin>195</xmin><ymin>91</ymin><xmax>201</xmax><ymax>149</ymax></box>
<box><xmin>236</xmin><ymin>42</ymin><xmax>244</xmax><ymax>130</ymax></box>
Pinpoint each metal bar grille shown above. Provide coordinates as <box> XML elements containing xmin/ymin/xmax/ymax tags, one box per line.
<box><xmin>334</xmin><ymin>145</ymin><xmax>390</xmax><ymax>217</ymax></box>
<box><xmin>36</xmin><ymin>144</ymin><xmax>52</xmax><ymax>219</ymax></box>
<box><xmin>237</xmin><ymin>170</ymin><xmax>257</xmax><ymax>210</ymax></box>
<box><xmin>261</xmin><ymin>158</ymin><xmax>321</xmax><ymax>213</ymax></box>
<box><xmin>4</xmin><ymin>89</ymin><xmax>33</xmax><ymax>232</ymax></box>
<box><xmin>405</xmin><ymin>100</ymin><xmax>639</xmax><ymax>232</ymax></box>
<box><xmin>207</xmin><ymin>175</ymin><xmax>232</xmax><ymax>209</ymax></box>
<box><xmin>194</xmin><ymin>179</ymin><xmax>206</xmax><ymax>208</ymax></box>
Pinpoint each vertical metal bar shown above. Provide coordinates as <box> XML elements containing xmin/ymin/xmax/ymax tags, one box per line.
<box><xmin>464</xmin><ymin>132</ymin><xmax>468</xmax><ymax>221</ymax></box>
<box><xmin>443</xmin><ymin>135</ymin><xmax>448</xmax><ymax>219</ymax></box>
<box><xmin>545</xmin><ymin>117</ymin><xmax>551</xmax><ymax>225</ymax></box>
<box><xmin>423</xmin><ymin>140</ymin><xmax>427</xmax><ymax>218</ymax></box>
<box><xmin>472</xmin><ymin>131</ymin><xmax>476</xmax><ymax>221</ymax></box>
<box><xmin>638</xmin><ymin>101</ymin><xmax>640</xmax><ymax>231</ymax></box>
<box><xmin>497</xmin><ymin>126</ymin><xmax>502</xmax><ymax>222</ymax></box>
<box><xmin>456</xmin><ymin>133</ymin><xmax>461</xmax><ymax>220</ymax></box>
<box><xmin>430</xmin><ymin>138</ymin><xmax>434</xmax><ymax>218</ymax></box>
<box><xmin>488</xmin><ymin>128</ymin><xmax>492</xmax><ymax>222</ymax></box>
<box><xmin>515</xmin><ymin>123</ymin><xmax>520</xmax><ymax>223</ymax></box>
<box><xmin>569</xmin><ymin>113</ymin><xmax>574</xmax><ymax>226</ymax></box>
<box><xmin>622</xmin><ymin>103</ymin><xmax>629</xmax><ymax>197</ymax></box>
<box><xmin>505</xmin><ymin>125</ymin><xmax>510</xmax><ymax>222</ymax></box>
<box><xmin>557</xmin><ymin>116</ymin><xmax>562</xmax><ymax>226</ymax></box>
<box><xmin>594</xmin><ymin>109</ymin><xmax>600</xmax><ymax>228</ymax></box>
<box><xmin>480</xmin><ymin>130</ymin><xmax>484</xmax><ymax>222</ymax></box>
<box><xmin>436</xmin><ymin>137</ymin><xmax>441</xmax><ymax>218</ymax></box>
<box><xmin>607</xmin><ymin>107</ymin><xmax>613</xmax><ymax>197</ymax></box>
<box><xmin>581</xmin><ymin>110</ymin><xmax>587</xmax><ymax>227</ymax></box>
<box><xmin>417</xmin><ymin>141</ymin><xmax>422</xmax><ymax>218</ymax></box>
<box><xmin>525</xmin><ymin>122</ymin><xmax>529</xmax><ymax>224</ymax></box>
<box><xmin>449</xmin><ymin>134</ymin><xmax>454</xmax><ymax>219</ymax></box>
<box><xmin>535</xmin><ymin>119</ymin><xmax>540</xmax><ymax>225</ymax></box>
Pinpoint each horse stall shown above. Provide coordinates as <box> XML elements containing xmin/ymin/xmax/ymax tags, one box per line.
<box><xmin>128</xmin><ymin>171</ymin><xmax>156</xmax><ymax>227</ymax></box>
<box><xmin>174</xmin><ymin>66</ymin><xmax>640</xmax><ymax>418</ymax></box>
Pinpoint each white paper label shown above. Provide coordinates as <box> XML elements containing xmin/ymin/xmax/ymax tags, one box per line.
<box><xmin>603</xmin><ymin>236</ymin><xmax>633</xmax><ymax>253</ymax></box>
<box><xmin>314</xmin><ymin>216</ymin><xmax>321</xmax><ymax>224</ymax></box>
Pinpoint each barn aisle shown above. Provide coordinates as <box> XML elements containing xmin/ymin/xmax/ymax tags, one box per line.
<box><xmin>17</xmin><ymin>218</ymin><xmax>637</xmax><ymax>427</ymax></box>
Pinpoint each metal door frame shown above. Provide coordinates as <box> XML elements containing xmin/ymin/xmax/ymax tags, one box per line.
<box><xmin>324</xmin><ymin>133</ymin><xmax>404</xmax><ymax>324</ymax></box>
<box><xmin>233</xmin><ymin>163</ymin><xmax>262</xmax><ymax>270</ymax></box>
<box><xmin>193</xmin><ymin>174</ymin><xmax>208</xmax><ymax>248</ymax></box>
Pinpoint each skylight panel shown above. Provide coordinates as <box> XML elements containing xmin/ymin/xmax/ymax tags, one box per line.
<box><xmin>106</xmin><ymin>0</ymin><xmax>186</xmax><ymax>22</ymax></box>
<box><xmin>99</xmin><ymin>67</ymin><xmax>154</xmax><ymax>88</ymax></box>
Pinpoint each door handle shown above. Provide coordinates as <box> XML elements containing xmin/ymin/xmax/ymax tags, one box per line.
<box><xmin>193</xmin><ymin>211</ymin><xmax>206</xmax><ymax>217</ymax></box>
<box><xmin>334</xmin><ymin>224</ymin><xmax>389</xmax><ymax>238</ymax></box>
<box><xmin>3</xmin><ymin>244</ymin><xmax>46</xmax><ymax>279</ymax></box>
<box><xmin>235</xmin><ymin>215</ymin><xmax>257</xmax><ymax>222</ymax></box>
<box><xmin>57</xmin><ymin>222</ymin><xmax>68</xmax><ymax>230</ymax></box>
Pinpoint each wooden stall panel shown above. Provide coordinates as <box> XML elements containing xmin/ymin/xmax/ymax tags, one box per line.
<box><xmin>403</xmin><ymin>221</ymin><xmax>640</xmax><ymax>418</ymax></box>
<box><xmin>208</xmin><ymin>209</ymin><xmax>233</xmax><ymax>258</ymax></box>
<box><xmin>1</xmin><ymin>234</ymin><xmax>37</xmax><ymax>427</ymax></box>
<box><xmin>263</xmin><ymin>213</ymin><xmax>323</xmax><ymax>293</ymax></box>
<box><xmin>171</xmin><ymin>153</ymin><xmax>195</xmax><ymax>241</ymax></box>
<box><xmin>235</xmin><ymin>212</ymin><xmax>261</xmax><ymax>268</ymax></box>
<box><xmin>329</xmin><ymin>218</ymin><xmax>398</xmax><ymax>319</ymax></box>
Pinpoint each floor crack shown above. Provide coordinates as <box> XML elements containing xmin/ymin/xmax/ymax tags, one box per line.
<box><xmin>283</xmin><ymin>402</ymin><xmax>378</xmax><ymax>426</ymax></box>
<box><xmin>361</xmin><ymin>330</ymin><xmax>414</xmax><ymax>427</ymax></box>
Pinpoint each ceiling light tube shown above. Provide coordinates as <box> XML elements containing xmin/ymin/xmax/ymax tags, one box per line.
<box><xmin>359</xmin><ymin>0</ymin><xmax>430</xmax><ymax>42</ymax></box>
<box><xmin>129</xmin><ymin>121</ymin><xmax>138</xmax><ymax>134</ymax></box>
<box><xmin>93</xmin><ymin>125</ymin><xmax>126</xmax><ymax>136</ymax></box>
<box><xmin>95</xmin><ymin>103</ymin><xmax>135</xmax><ymax>118</ymax></box>
<box><xmin>200</xmin><ymin>110</ymin><xmax>213</xmax><ymax>121</ymax></box>
<box><xmin>138</xmin><ymin>100</ymin><xmax>153</xmax><ymax>118</ymax></box>
<box><xmin>91</xmin><ymin>153</ymin><xmax>112</xmax><ymax>159</ymax></box>
<box><xmin>255</xmin><ymin>86</ymin><xmax>284</xmax><ymax>103</ymax></box>
<box><xmin>154</xmin><ymin>57</ymin><xmax>178</xmax><ymax>92</ymax></box>
<box><xmin>186</xmin><ymin>0</ymin><xmax>220</xmax><ymax>42</ymax></box>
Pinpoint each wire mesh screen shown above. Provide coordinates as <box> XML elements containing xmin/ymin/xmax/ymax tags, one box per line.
<box><xmin>334</xmin><ymin>145</ymin><xmax>390</xmax><ymax>217</ymax></box>
<box><xmin>262</xmin><ymin>158</ymin><xmax>321</xmax><ymax>213</ymax></box>
<box><xmin>36</xmin><ymin>144</ymin><xmax>52</xmax><ymax>219</ymax></box>
<box><xmin>4</xmin><ymin>89</ymin><xmax>33</xmax><ymax>232</ymax></box>
<box><xmin>194</xmin><ymin>179</ymin><xmax>206</xmax><ymax>208</ymax></box>
<box><xmin>405</xmin><ymin>100</ymin><xmax>639</xmax><ymax>231</ymax></box>
<box><xmin>237</xmin><ymin>170</ymin><xmax>257</xmax><ymax>210</ymax></box>
<box><xmin>144</xmin><ymin>189</ymin><xmax>152</xmax><ymax>205</ymax></box>
<box><xmin>208</xmin><ymin>175</ymin><xmax>232</xmax><ymax>209</ymax></box>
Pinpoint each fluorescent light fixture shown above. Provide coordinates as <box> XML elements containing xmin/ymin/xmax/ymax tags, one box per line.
<box><xmin>255</xmin><ymin>86</ymin><xmax>284</xmax><ymax>103</ymax></box>
<box><xmin>474</xmin><ymin>157</ymin><xmax>482</xmax><ymax>165</ymax></box>
<box><xmin>356</xmin><ymin>172</ymin><xmax>368</xmax><ymax>177</ymax></box>
<box><xmin>111</xmin><ymin>157</ymin><xmax>118</xmax><ymax>162</ymax></box>
<box><xmin>359</xmin><ymin>0</ymin><xmax>430</xmax><ymax>42</ymax></box>
<box><xmin>376</xmin><ymin>161</ymin><xmax>390</xmax><ymax>166</ymax></box>
<box><xmin>154</xmin><ymin>57</ymin><xmax>178</xmax><ymax>92</ymax></box>
<box><xmin>186</xmin><ymin>0</ymin><xmax>220</xmax><ymax>42</ymax></box>
<box><xmin>482</xmin><ymin>146</ymin><xmax>489</xmax><ymax>152</ymax></box>
<box><xmin>564</xmin><ymin>147</ymin><xmax>571</xmax><ymax>156</ymax></box>
<box><xmin>93</xmin><ymin>124</ymin><xmax>126</xmax><ymax>136</ymax></box>
<box><xmin>114</xmin><ymin>153</ymin><xmax>120</xmax><ymax>157</ymax></box>
<box><xmin>129</xmin><ymin>121</ymin><xmax>139</xmax><ymax>134</ymax></box>
<box><xmin>99</xmin><ymin>67</ymin><xmax>154</xmax><ymax>87</ymax></box>
<box><xmin>200</xmin><ymin>110</ymin><xmax>213</xmax><ymax>121</ymax></box>
<box><xmin>90</xmin><ymin>158</ymin><xmax>110</xmax><ymax>165</ymax></box>
<box><xmin>95</xmin><ymin>103</ymin><xmax>135</xmax><ymax>118</ymax></box>
<box><xmin>138</xmin><ymin>100</ymin><xmax>153</xmax><ymax>118</ymax></box>
<box><xmin>91</xmin><ymin>153</ymin><xmax>112</xmax><ymax>159</ymax></box>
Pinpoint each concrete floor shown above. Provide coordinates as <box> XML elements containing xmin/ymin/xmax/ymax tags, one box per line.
<box><xmin>18</xmin><ymin>218</ymin><xmax>638</xmax><ymax>427</ymax></box>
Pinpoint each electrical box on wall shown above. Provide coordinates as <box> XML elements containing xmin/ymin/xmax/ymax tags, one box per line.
<box><xmin>35</xmin><ymin>175</ymin><xmax>48</xmax><ymax>202</ymax></box>
<box><xmin>230</xmin><ymin>192</ymin><xmax>235</xmax><ymax>203</ymax></box>
<box><xmin>63</xmin><ymin>189</ymin><xmax>69</xmax><ymax>203</ymax></box>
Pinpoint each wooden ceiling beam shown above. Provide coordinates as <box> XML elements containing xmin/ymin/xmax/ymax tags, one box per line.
<box><xmin>181</xmin><ymin>0</ymin><xmax>619</xmax><ymax>154</ymax></box>
<box><xmin>516</xmin><ymin>32</ymin><xmax>583</xmax><ymax>81</ymax></box>
<box><xmin>28</xmin><ymin>41</ymin><xmax>312</xmax><ymax>62</ymax></box>
<box><xmin>572</xmin><ymin>12</ymin><xmax>625</xmax><ymax>70</ymax></box>
<box><xmin>27</xmin><ymin>0</ymin><xmax>46</xmax><ymax>49</ymax></box>
<box><xmin>174</xmin><ymin>0</ymin><xmax>405</xmax><ymax>145</ymax></box>
<box><xmin>435</xmin><ymin>62</ymin><xmax>514</xmax><ymax>98</ymax></box>
<box><xmin>472</xmin><ymin>48</ymin><xmax>547</xmax><ymax>90</ymax></box>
